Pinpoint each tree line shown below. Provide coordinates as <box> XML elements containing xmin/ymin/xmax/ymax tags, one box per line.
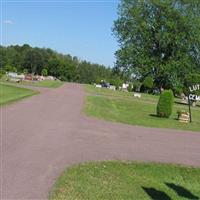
<box><xmin>0</xmin><ymin>44</ymin><xmax>122</xmax><ymax>84</ymax></box>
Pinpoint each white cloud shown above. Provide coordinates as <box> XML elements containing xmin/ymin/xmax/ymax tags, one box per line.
<box><xmin>3</xmin><ymin>20</ymin><xmax>13</xmax><ymax>25</ymax></box>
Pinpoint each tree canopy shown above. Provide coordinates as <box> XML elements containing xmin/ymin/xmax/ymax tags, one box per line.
<box><xmin>113</xmin><ymin>0</ymin><xmax>200</xmax><ymax>91</ymax></box>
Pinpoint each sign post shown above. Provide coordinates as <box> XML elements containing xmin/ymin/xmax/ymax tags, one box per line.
<box><xmin>188</xmin><ymin>94</ymin><xmax>192</xmax><ymax>123</ymax></box>
<box><xmin>188</xmin><ymin>84</ymin><xmax>200</xmax><ymax>123</ymax></box>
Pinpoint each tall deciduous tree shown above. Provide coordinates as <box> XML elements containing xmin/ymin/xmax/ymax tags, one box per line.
<box><xmin>113</xmin><ymin>0</ymin><xmax>200</xmax><ymax>90</ymax></box>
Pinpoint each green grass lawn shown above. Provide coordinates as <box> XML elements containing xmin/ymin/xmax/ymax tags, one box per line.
<box><xmin>84</xmin><ymin>85</ymin><xmax>200</xmax><ymax>132</ymax></box>
<box><xmin>17</xmin><ymin>80</ymin><xmax>63</xmax><ymax>88</ymax></box>
<box><xmin>0</xmin><ymin>83</ymin><xmax>38</xmax><ymax>105</ymax></box>
<box><xmin>31</xmin><ymin>80</ymin><xmax>63</xmax><ymax>88</ymax></box>
<box><xmin>49</xmin><ymin>161</ymin><xmax>200</xmax><ymax>200</ymax></box>
<box><xmin>1</xmin><ymin>75</ymin><xmax>63</xmax><ymax>88</ymax></box>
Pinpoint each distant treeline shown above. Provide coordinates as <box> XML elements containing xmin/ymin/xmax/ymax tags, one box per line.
<box><xmin>0</xmin><ymin>44</ymin><xmax>122</xmax><ymax>84</ymax></box>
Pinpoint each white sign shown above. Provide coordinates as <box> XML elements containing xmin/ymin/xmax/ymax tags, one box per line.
<box><xmin>189</xmin><ymin>94</ymin><xmax>200</xmax><ymax>101</ymax></box>
<box><xmin>189</xmin><ymin>84</ymin><xmax>200</xmax><ymax>92</ymax></box>
<box><xmin>189</xmin><ymin>84</ymin><xmax>200</xmax><ymax>101</ymax></box>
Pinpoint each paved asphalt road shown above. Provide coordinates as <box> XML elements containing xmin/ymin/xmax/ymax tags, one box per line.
<box><xmin>1</xmin><ymin>83</ymin><xmax>200</xmax><ymax>199</ymax></box>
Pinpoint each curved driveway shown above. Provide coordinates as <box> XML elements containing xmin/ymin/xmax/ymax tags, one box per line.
<box><xmin>1</xmin><ymin>83</ymin><xmax>200</xmax><ymax>199</ymax></box>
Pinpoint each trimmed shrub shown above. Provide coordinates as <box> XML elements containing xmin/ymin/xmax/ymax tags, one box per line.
<box><xmin>143</xmin><ymin>76</ymin><xmax>154</xmax><ymax>91</ymax></box>
<box><xmin>156</xmin><ymin>90</ymin><xmax>174</xmax><ymax>118</ymax></box>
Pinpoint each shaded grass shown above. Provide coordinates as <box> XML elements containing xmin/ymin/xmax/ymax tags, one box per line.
<box><xmin>0</xmin><ymin>83</ymin><xmax>38</xmax><ymax>105</ymax></box>
<box><xmin>49</xmin><ymin>161</ymin><xmax>200</xmax><ymax>200</ymax></box>
<box><xmin>84</xmin><ymin>85</ymin><xmax>200</xmax><ymax>132</ymax></box>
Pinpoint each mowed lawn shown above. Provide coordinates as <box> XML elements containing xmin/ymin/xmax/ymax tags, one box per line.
<box><xmin>49</xmin><ymin>161</ymin><xmax>200</xmax><ymax>200</ymax></box>
<box><xmin>29</xmin><ymin>80</ymin><xmax>63</xmax><ymax>88</ymax></box>
<box><xmin>0</xmin><ymin>83</ymin><xmax>38</xmax><ymax>105</ymax></box>
<box><xmin>16</xmin><ymin>80</ymin><xmax>63</xmax><ymax>88</ymax></box>
<box><xmin>1</xmin><ymin>75</ymin><xmax>63</xmax><ymax>88</ymax></box>
<box><xmin>84</xmin><ymin>85</ymin><xmax>200</xmax><ymax>132</ymax></box>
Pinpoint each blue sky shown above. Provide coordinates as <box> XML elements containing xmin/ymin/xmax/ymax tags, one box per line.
<box><xmin>1</xmin><ymin>0</ymin><xmax>120</xmax><ymax>67</ymax></box>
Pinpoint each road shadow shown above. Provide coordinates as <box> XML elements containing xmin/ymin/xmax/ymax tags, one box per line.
<box><xmin>165</xmin><ymin>183</ymin><xmax>199</xmax><ymax>199</ymax></box>
<box><xmin>149</xmin><ymin>114</ymin><xmax>160</xmax><ymax>118</ymax></box>
<box><xmin>174</xmin><ymin>101</ymin><xmax>188</xmax><ymax>106</ymax></box>
<box><xmin>142</xmin><ymin>187</ymin><xmax>172</xmax><ymax>200</ymax></box>
<box><xmin>175</xmin><ymin>101</ymin><xmax>200</xmax><ymax>108</ymax></box>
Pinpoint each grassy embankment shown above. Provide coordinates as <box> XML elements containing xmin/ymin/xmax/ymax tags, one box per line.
<box><xmin>0</xmin><ymin>83</ymin><xmax>38</xmax><ymax>105</ymax></box>
<box><xmin>50</xmin><ymin>161</ymin><xmax>200</xmax><ymax>200</ymax></box>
